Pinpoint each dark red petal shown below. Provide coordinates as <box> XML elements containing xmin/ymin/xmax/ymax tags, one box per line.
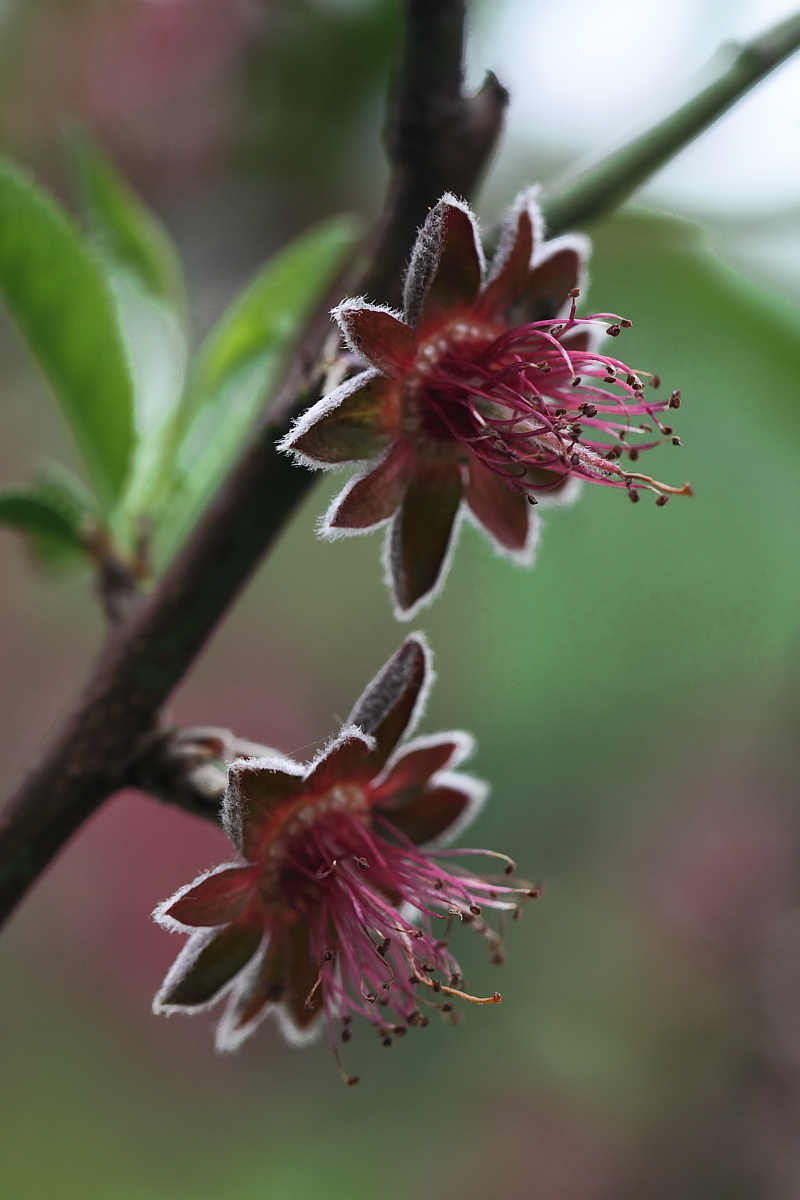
<box><xmin>347</xmin><ymin>636</ymin><xmax>429</xmax><ymax>767</ymax></box>
<box><xmin>287</xmin><ymin>371</ymin><xmax>399</xmax><ymax>464</ymax></box>
<box><xmin>328</xmin><ymin>441</ymin><xmax>413</xmax><ymax>530</ymax></box>
<box><xmin>161</xmin><ymin>922</ymin><xmax>263</xmax><ymax>1008</ymax></box>
<box><xmin>221</xmin><ymin>922</ymin><xmax>295</xmax><ymax>1037</ymax></box>
<box><xmin>478</xmin><ymin>200</ymin><xmax>536</xmax><ymax>318</ymax></box>
<box><xmin>335</xmin><ymin>303</ymin><xmax>417</xmax><ymax>377</ymax></box>
<box><xmin>378</xmin><ymin>783</ymin><xmax>474</xmax><ymax>846</ymax></box>
<box><xmin>225</xmin><ymin>761</ymin><xmax>305</xmax><ymax>855</ymax></box>
<box><xmin>165</xmin><ymin>866</ymin><xmax>259</xmax><ymax>928</ymax></box>
<box><xmin>387</xmin><ymin>461</ymin><xmax>463</xmax><ymax>614</ymax></box>
<box><xmin>305</xmin><ymin>731</ymin><xmax>374</xmax><ymax>793</ymax></box>
<box><xmin>282</xmin><ymin>918</ymin><xmax>323</xmax><ymax>1033</ymax></box>
<box><xmin>465</xmin><ymin>455</ymin><xmax>530</xmax><ymax>551</ymax></box>
<box><xmin>369</xmin><ymin>739</ymin><xmax>463</xmax><ymax>804</ymax></box>
<box><xmin>406</xmin><ymin>198</ymin><xmax>483</xmax><ymax>332</ymax></box>
<box><xmin>518</xmin><ymin>244</ymin><xmax>583</xmax><ymax>322</ymax></box>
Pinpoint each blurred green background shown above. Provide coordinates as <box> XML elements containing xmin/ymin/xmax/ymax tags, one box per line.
<box><xmin>4</xmin><ymin>1</ymin><xmax>800</xmax><ymax>1197</ymax></box>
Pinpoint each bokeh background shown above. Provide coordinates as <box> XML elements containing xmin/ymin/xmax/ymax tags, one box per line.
<box><xmin>3</xmin><ymin>1</ymin><xmax>800</xmax><ymax>1197</ymax></box>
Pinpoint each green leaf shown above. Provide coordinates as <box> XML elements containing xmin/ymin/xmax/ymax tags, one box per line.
<box><xmin>68</xmin><ymin>129</ymin><xmax>186</xmax><ymax>314</ymax></box>
<box><xmin>151</xmin><ymin>214</ymin><xmax>360</xmax><ymax>561</ymax></box>
<box><xmin>0</xmin><ymin>159</ymin><xmax>135</xmax><ymax>507</ymax></box>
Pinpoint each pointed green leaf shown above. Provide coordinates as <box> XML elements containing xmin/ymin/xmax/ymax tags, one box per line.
<box><xmin>69</xmin><ymin>129</ymin><xmax>186</xmax><ymax>313</ymax></box>
<box><xmin>152</xmin><ymin>214</ymin><xmax>360</xmax><ymax>561</ymax></box>
<box><xmin>0</xmin><ymin>489</ymin><xmax>84</xmax><ymax>545</ymax></box>
<box><xmin>0</xmin><ymin>159</ymin><xmax>135</xmax><ymax>507</ymax></box>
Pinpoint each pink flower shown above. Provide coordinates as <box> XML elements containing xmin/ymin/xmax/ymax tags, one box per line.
<box><xmin>280</xmin><ymin>189</ymin><xmax>691</xmax><ymax>617</ymax></box>
<box><xmin>153</xmin><ymin>636</ymin><xmax>533</xmax><ymax>1082</ymax></box>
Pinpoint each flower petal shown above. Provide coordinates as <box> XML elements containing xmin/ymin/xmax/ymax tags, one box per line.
<box><xmin>404</xmin><ymin>195</ymin><xmax>484</xmax><ymax>331</ymax></box>
<box><xmin>478</xmin><ymin>188</ymin><xmax>542</xmax><ymax>318</ymax></box>
<box><xmin>517</xmin><ymin>234</ymin><xmax>590</xmax><ymax>322</ymax></box>
<box><xmin>281</xmin><ymin>917</ymin><xmax>324</xmax><ymax>1037</ymax></box>
<box><xmin>326</xmin><ymin>441</ymin><xmax>413</xmax><ymax>531</ymax></box>
<box><xmin>161</xmin><ymin>865</ymin><xmax>259</xmax><ymax>928</ymax></box>
<box><xmin>223</xmin><ymin>755</ymin><xmax>305</xmax><ymax>856</ymax></box>
<box><xmin>333</xmin><ymin>300</ymin><xmax>417</xmax><ymax>377</ymax></box>
<box><xmin>369</xmin><ymin>734</ymin><xmax>470</xmax><ymax>804</ymax></box>
<box><xmin>216</xmin><ymin>918</ymin><xmax>311</xmax><ymax>1050</ymax></box>
<box><xmin>347</xmin><ymin>634</ymin><xmax>431</xmax><ymax>766</ymax></box>
<box><xmin>154</xmin><ymin>921</ymin><xmax>264</xmax><ymax>1011</ymax></box>
<box><xmin>378</xmin><ymin>776</ymin><xmax>486</xmax><ymax>847</ymax></box>
<box><xmin>386</xmin><ymin>460</ymin><xmax>463</xmax><ymax>617</ymax></box>
<box><xmin>305</xmin><ymin>728</ymin><xmax>375</xmax><ymax>793</ymax></box>
<box><xmin>465</xmin><ymin>455</ymin><xmax>531</xmax><ymax>552</ymax></box>
<box><xmin>280</xmin><ymin>369</ymin><xmax>399</xmax><ymax>466</ymax></box>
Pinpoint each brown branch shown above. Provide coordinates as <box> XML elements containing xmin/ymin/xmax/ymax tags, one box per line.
<box><xmin>0</xmin><ymin>0</ymin><xmax>509</xmax><ymax>930</ymax></box>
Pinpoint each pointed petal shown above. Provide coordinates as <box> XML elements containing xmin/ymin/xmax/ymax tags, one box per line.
<box><xmin>281</xmin><ymin>918</ymin><xmax>324</xmax><ymax>1037</ymax></box>
<box><xmin>378</xmin><ymin>774</ymin><xmax>486</xmax><ymax>847</ymax></box>
<box><xmin>280</xmin><ymin>369</ymin><xmax>399</xmax><ymax>466</ymax></box>
<box><xmin>387</xmin><ymin>461</ymin><xmax>463</xmax><ymax>616</ymax></box>
<box><xmin>161</xmin><ymin>865</ymin><xmax>259</xmax><ymax>928</ymax></box>
<box><xmin>333</xmin><ymin>300</ymin><xmax>416</xmax><ymax>377</ymax></box>
<box><xmin>369</xmin><ymin>734</ymin><xmax>470</xmax><ymax>804</ymax></box>
<box><xmin>155</xmin><ymin>921</ymin><xmax>264</xmax><ymax>1010</ymax></box>
<box><xmin>478</xmin><ymin>188</ymin><xmax>542</xmax><ymax>318</ymax></box>
<box><xmin>347</xmin><ymin>635</ymin><xmax>431</xmax><ymax>767</ymax></box>
<box><xmin>517</xmin><ymin>235</ymin><xmax>590</xmax><ymax>323</ymax></box>
<box><xmin>223</xmin><ymin>755</ymin><xmax>305</xmax><ymax>856</ymax></box>
<box><xmin>327</xmin><ymin>441</ymin><xmax>413</xmax><ymax>531</ymax></box>
<box><xmin>215</xmin><ymin>927</ymin><xmax>291</xmax><ymax>1050</ymax></box>
<box><xmin>465</xmin><ymin>455</ymin><xmax>530</xmax><ymax>552</ymax></box>
<box><xmin>305</xmin><ymin>729</ymin><xmax>375</xmax><ymax>793</ymax></box>
<box><xmin>404</xmin><ymin>195</ymin><xmax>484</xmax><ymax>331</ymax></box>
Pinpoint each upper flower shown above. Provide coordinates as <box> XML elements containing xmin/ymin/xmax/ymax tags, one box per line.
<box><xmin>153</xmin><ymin>635</ymin><xmax>533</xmax><ymax>1082</ymax></box>
<box><xmin>280</xmin><ymin>189</ymin><xmax>691</xmax><ymax>618</ymax></box>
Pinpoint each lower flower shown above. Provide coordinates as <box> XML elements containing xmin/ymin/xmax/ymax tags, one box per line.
<box><xmin>152</xmin><ymin>636</ymin><xmax>536</xmax><ymax>1082</ymax></box>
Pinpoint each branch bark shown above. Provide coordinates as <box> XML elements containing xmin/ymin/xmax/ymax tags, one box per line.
<box><xmin>0</xmin><ymin>0</ymin><xmax>509</xmax><ymax>929</ymax></box>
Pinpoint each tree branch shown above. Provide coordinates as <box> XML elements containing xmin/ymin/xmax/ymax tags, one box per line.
<box><xmin>0</xmin><ymin>0</ymin><xmax>509</xmax><ymax>930</ymax></box>
<box><xmin>543</xmin><ymin>10</ymin><xmax>800</xmax><ymax>236</ymax></box>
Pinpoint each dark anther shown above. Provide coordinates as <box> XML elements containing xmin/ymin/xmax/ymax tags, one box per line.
<box><xmin>571</xmin><ymin>376</ymin><xmax>582</xmax><ymax>387</ymax></box>
<box><xmin>441</xmin><ymin>1003</ymin><xmax>454</xmax><ymax>1013</ymax></box>
<box><xmin>570</xmin><ymin>454</ymin><xmax>581</xmax><ymax>466</ymax></box>
<box><xmin>650</xmin><ymin>374</ymin><xmax>661</xmax><ymax>388</ymax></box>
<box><xmin>490</xmin><ymin>949</ymin><xmax>506</xmax><ymax>965</ymax></box>
<box><xmin>554</xmin><ymin>407</ymin><xmax>567</xmax><ymax>416</ymax></box>
<box><xmin>449</xmin><ymin>973</ymin><xmax>462</xmax><ymax>987</ymax></box>
<box><xmin>504</xmin><ymin>862</ymin><xmax>516</xmax><ymax>875</ymax></box>
<box><xmin>382</xmin><ymin>1036</ymin><xmax>393</xmax><ymax>1047</ymax></box>
<box><xmin>669</xmin><ymin>389</ymin><xmax>681</xmax><ymax>408</ymax></box>
<box><xmin>366</xmin><ymin>992</ymin><xmax>377</xmax><ymax>1003</ymax></box>
<box><xmin>672</xmin><ymin>436</ymin><xmax>681</xmax><ymax>446</ymax></box>
<box><xmin>605</xmin><ymin>447</ymin><xmax>621</xmax><ymax>460</ymax></box>
<box><xmin>377</xmin><ymin>938</ymin><xmax>391</xmax><ymax>957</ymax></box>
<box><xmin>528</xmin><ymin>886</ymin><xmax>544</xmax><ymax>898</ymax></box>
<box><xmin>435</xmin><ymin>878</ymin><xmax>444</xmax><ymax>890</ymax></box>
<box><xmin>570</xmin><ymin>424</ymin><xmax>583</xmax><ymax>438</ymax></box>
<box><xmin>414</xmin><ymin>929</ymin><xmax>424</xmax><ymax>939</ymax></box>
<box><xmin>432</xmin><ymin>980</ymin><xmax>441</xmax><ymax>993</ymax></box>
<box><xmin>607</xmin><ymin>324</ymin><xmax>621</xmax><ymax>337</ymax></box>
<box><xmin>551</xmin><ymin>324</ymin><xmax>564</xmax><ymax>335</ymax></box>
<box><xmin>580</xmin><ymin>403</ymin><xmax>598</xmax><ymax>417</ymax></box>
<box><xmin>393</xmin><ymin>1025</ymin><xmax>407</xmax><ymax>1037</ymax></box>
<box><xmin>536</xmin><ymin>361</ymin><xmax>552</xmax><ymax>373</ymax></box>
<box><xmin>469</xmin><ymin>904</ymin><xmax>482</xmax><ymax>916</ymax></box>
<box><xmin>656</xmin><ymin>495</ymin><xmax>669</xmax><ymax>507</ymax></box>
<box><xmin>356</xmin><ymin>857</ymin><xmax>369</xmax><ymax>871</ymax></box>
<box><xmin>324</xmin><ymin>949</ymin><xmax>335</xmax><ymax>962</ymax></box>
<box><xmin>513</xmin><ymin>907</ymin><xmax>522</xmax><ymax>921</ymax></box>
<box><xmin>341</xmin><ymin>1028</ymin><xmax>352</xmax><ymax>1042</ymax></box>
<box><xmin>347</xmin><ymin>1076</ymin><xmax>360</xmax><ymax>1087</ymax></box>
<box><xmin>629</xmin><ymin>489</ymin><xmax>641</xmax><ymax>503</ymax></box>
<box><xmin>661</xmin><ymin>425</ymin><xmax>673</xmax><ymax>435</ymax></box>
<box><xmin>625</xmin><ymin>374</ymin><xmax>638</xmax><ymax>388</ymax></box>
<box><xmin>526</xmin><ymin>494</ymin><xmax>538</xmax><ymax>505</ymax></box>
<box><xmin>567</xmin><ymin>288</ymin><xmax>580</xmax><ymax>297</ymax></box>
<box><xmin>620</xmin><ymin>319</ymin><xmax>633</xmax><ymax>329</ymax></box>
<box><xmin>628</xmin><ymin>448</ymin><xmax>639</xmax><ymax>462</ymax></box>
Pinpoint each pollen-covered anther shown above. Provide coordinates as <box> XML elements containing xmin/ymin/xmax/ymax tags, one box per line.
<box><xmin>669</xmin><ymin>389</ymin><xmax>682</xmax><ymax>408</ymax></box>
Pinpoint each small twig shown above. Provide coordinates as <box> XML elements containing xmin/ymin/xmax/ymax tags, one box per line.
<box><xmin>544</xmin><ymin>10</ymin><xmax>800</xmax><ymax>235</ymax></box>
